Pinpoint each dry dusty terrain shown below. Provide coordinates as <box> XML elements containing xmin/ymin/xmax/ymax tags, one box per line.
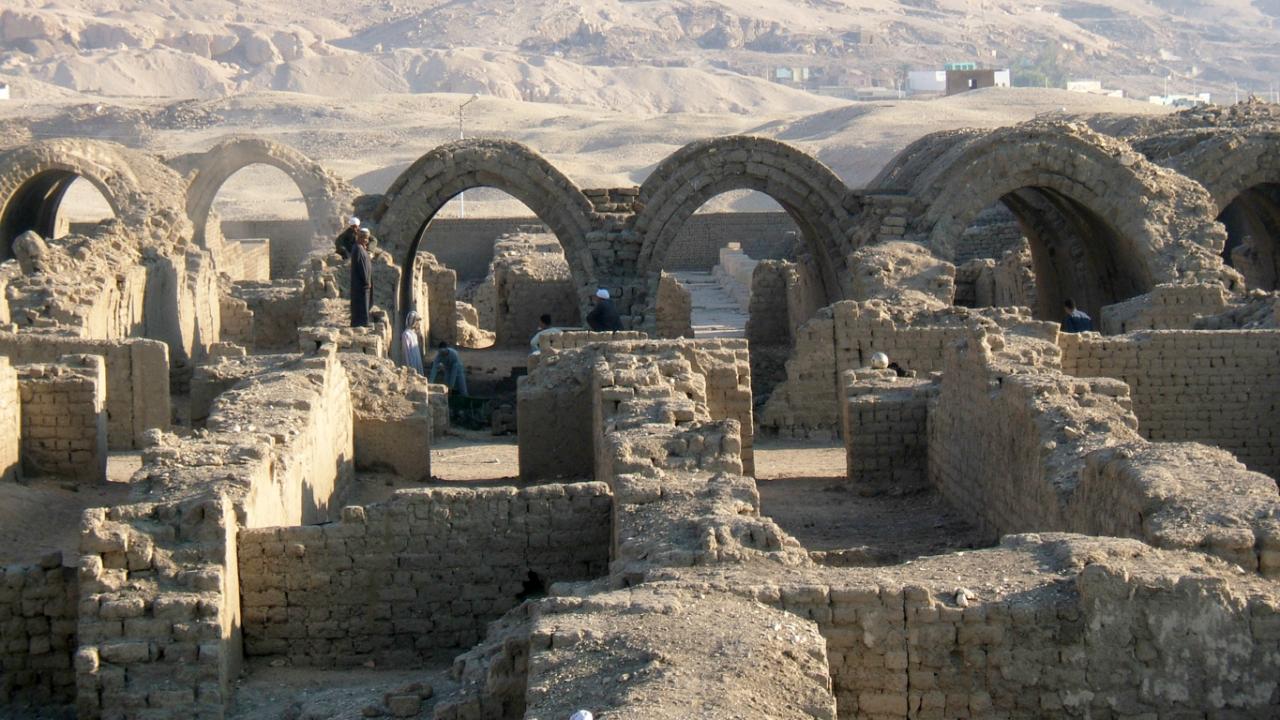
<box><xmin>0</xmin><ymin>84</ymin><xmax>1174</xmax><ymax>221</ymax></box>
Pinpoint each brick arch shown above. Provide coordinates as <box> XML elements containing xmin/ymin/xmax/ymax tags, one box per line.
<box><xmin>1147</xmin><ymin>129</ymin><xmax>1280</xmax><ymax>290</ymax></box>
<box><xmin>180</xmin><ymin>136</ymin><xmax>357</xmax><ymax>249</ymax></box>
<box><xmin>899</xmin><ymin>123</ymin><xmax>1235</xmax><ymax>317</ymax></box>
<box><xmin>0</xmin><ymin>138</ymin><xmax>189</xmax><ymax>259</ymax></box>
<box><xmin>371</xmin><ymin>139</ymin><xmax>597</xmax><ymax>322</ymax></box>
<box><xmin>634</xmin><ymin>136</ymin><xmax>853</xmax><ymax>303</ymax></box>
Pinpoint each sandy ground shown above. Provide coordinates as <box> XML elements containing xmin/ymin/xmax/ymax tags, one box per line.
<box><xmin>753</xmin><ymin>439</ymin><xmax>987</xmax><ymax>563</ymax></box>
<box><xmin>228</xmin><ymin>664</ymin><xmax>455</xmax><ymax>720</ymax></box>
<box><xmin>0</xmin><ymin>452</ymin><xmax>140</xmax><ymax>566</ymax></box>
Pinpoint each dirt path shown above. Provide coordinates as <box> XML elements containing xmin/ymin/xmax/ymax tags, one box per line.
<box><xmin>671</xmin><ymin>270</ymin><xmax>747</xmax><ymax>339</ymax></box>
<box><xmin>753</xmin><ymin>438</ymin><xmax>988</xmax><ymax>564</ymax></box>
<box><xmin>0</xmin><ymin>453</ymin><xmax>139</xmax><ymax>565</ymax></box>
<box><xmin>229</xmin><ymin>664</ymin><xmax>455</xmax><ymax>720</ymax></box>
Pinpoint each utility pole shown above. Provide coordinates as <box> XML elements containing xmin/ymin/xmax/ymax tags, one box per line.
<box><xmin>456</xmin><ymin>93</ymin><xmax>480</xmax><ymax>218</ymax></box>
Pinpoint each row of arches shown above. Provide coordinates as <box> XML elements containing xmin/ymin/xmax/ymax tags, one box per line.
<box><xmin>1</xmin><ymin>125</ymin><xmax>1276</xmax><ymax>330</ymax></box>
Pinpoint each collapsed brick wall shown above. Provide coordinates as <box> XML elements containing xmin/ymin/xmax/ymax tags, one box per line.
<box><xmin>928</xmin><ymin>322</ymin><xmax>1280</xmax><ymax>577</ymax></box>
<box><xmin>840</xmin><ymin>370</ymin><xmax>935</xmax><ymax>496</ymax></box>
<box><xmin>77</xmin><ymin>348</ymin><xmax>356</xmax><ymax>720</ymax></box>
<box><xmin>1100</xmin><ymin>283</ymin><xmax>1233</xmax><ymax>333</ymax></box>
<box><xmin>1060</xmin><ymin>329</ymin><xmax>1280</xmax><ymax>479</ymax></box>
<box><xmin>77</xmin><ymin>494</ymin><xmax>243</xmax><ymax>720</ymax></box>
<box><xmin>654</xmin><ymin>271</ymin><xmax>693</xmax><ymax>339</ymax></box>
<box><xmin>954</xmin><ymin>242</ymin><xmax>1036</xmax><ymax>311</ymax></box>
<box><xmin>761</xmin><ymin>301</ymin><xmax>1028</xmax><ymax>437</ymax></box>
<box><xmin>226</xmin><ymin>281</ymin><xmax>304</xmax><ymax>351</ymax></box>
<box><xmin>0</xmin><ymin>333</ymin><xmax>169</xmax><ymax>450</ymax></box>
<box><xmin>722</xmin><ymin>534</ymin><xmax>1280</xmax><ymax>720</ymax></box>
<box><xmin>0</xmin><ymin>356</ymin><xmax>19</xmax><ymax>482</ymax></box>
<box><xmin>203</xmin><ymin>352</ymin><xmax>355</xmax><ymax>528</ymax></box>
<box><xmin>0</xmin><ymin>553</ymin><xmax>78</xmax><ymax>709</ymax></box>
<box><xmin>217</xmin><ymin>292</ymin><xmax>254</xmax><ymax>347</ymax></box>
<box><xmin>238</xmin><ymin>484</ymin><xmax>611</xmax><ymax>667</ymax></box>
<box><xmin>520</xmin><ymin>336</ymin><xmax>753</xmax><ymax>480</ymax></box>
<box><xmin>487</xmin><ymin>234</ymin><xmax>581</xmax><ymax>347</ymax></box>
<box><xmin>442</xmin><ymin>333</ymin><xmax>1280</xmax><ymax>720</ymax></box>
<box><xmin>17</xmin><ymin>355</ymin><xmax>107</xmax><ymax>482</ymax></box>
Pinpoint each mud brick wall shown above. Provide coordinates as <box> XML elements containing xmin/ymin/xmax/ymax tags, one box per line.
<box><xmin>953</xmin><ymin>207</ymin><xmax>1026</xmax><ymax>263</ymax></box>
<box><xmin>654</xmin><ymin>272</ymin><xmax>693</xmax><ymax>339</ymax></box>
<box><xmin>205</xmin><ymin>352</ymin><xmax>354</xmax><ymax>528</ymax></box>
<box><xmin>762</xmin><ymin>538</ymin><xmax>1280</xmax><ymax>720</ymax></box>
<box><xmin>1059</xmin><ymin>329</ymin><xmax>1280</xmax><ymax>479</ymax></box>
<box><xmin>227</xmin><ymin>281</ymin><xmax>304</xmax><ymax>351</ymax></box>
<box><xmin>930</xmin><ymin>325</ymin><xmax>1280</xmax><ymax>576</ymax></box>
<box><xmin>1100</xmin><ymin>283</ymin><xmax>1233</xmax><ymax>334</ymax></box>
<box><xmin>927</xmin><ymin>328</ymin><xmax>1142</xmax><ymax>540</ymax></box>
<box><xmin>657</xmin><ymin>212</ymin><xmax>797</xmax><ymax>270</ymax></box>
<box><xmin>713</xmin><ymin>243</ymin><xmax>756</xmax><ymax>311</ymax></box>
<box><xmin>0</xmin><ymin>553</ymin><xmax>78</xmax><ymax>709</ymax></box>
<box><xmin>489</xmin><ymin>235</ymin><xmax>581</xmax><ymax>348</ymax></box>
<box><xmin>0</xmin><ymin>333</ymin><xmax>169</xmax><ymax>450</ymax></box>
<box><xmin>17</xmin><ymin>355</ymin><xmax>108</xmax><ymax>482</ymax></box>
<box><xmin>762</xmin><ymin>302</ymin><xmax>1025</xmax><ymax>437</ymax></box>
<box><xmin>840</xmin><ymin>370</ymin><xmax>935</xmax><ymax>495</ymax></box>
<box><xmin>218</xmin><ymin>293</ymin><xmax>254</xmax><ymax>347</ymax></box>
<box><xmin>238</xmin><ymin>484</ymin><xmax>611</xmax><ymax>667</ymax></box>
<box><xmin>0</xmin><ymin>356</ymin><xmax>19</xmax><ymax>482</ymax></box>
<box><xmin>77</xmin><ymin>495</ymin><xmax>243</xmax><ymax>720</ymax></box>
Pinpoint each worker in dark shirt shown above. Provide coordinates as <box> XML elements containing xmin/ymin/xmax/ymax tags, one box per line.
<box><xmin>1062</xmin><ymin>298</ymin><xmax>1093</xmax><ymax>333</ymax></box>
<box><xmin>586</xmin><ymin>288</ymin><xmax>623</xmax><ymax>332</ymax></box>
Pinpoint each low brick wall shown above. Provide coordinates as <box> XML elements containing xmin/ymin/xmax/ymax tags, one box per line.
<box><xmin>17</xmin><ymin>355</ymin><xmax>107</xmax><ymax>482</ymax></box>
<box><xmin>238</xmin><ymin>483</ymin><xmax>611</xmax><ymax>667</ymax></box>
<box><xmin>0</xmin><ymin>553</ymin><xmax>78</xmax><ymax>709</ymax></box>
<box><xmin>1060</xmin><ymin>328</ymin><xmax>1280</xmax><ymax>479</ymax></box>
<box><xmin>840</xmin><ymin>370</ymin><xmax>935</xmax><ymax>495</ymax></box>
<box><xmin>761</xmin><ymin>301</ymin><xmax>1029</xmax><ymax>437</ymax></box>
<box><xmin>0</xmin><ymin>333</ymin><xmax>169</xmax><ymax>450</ymax></box>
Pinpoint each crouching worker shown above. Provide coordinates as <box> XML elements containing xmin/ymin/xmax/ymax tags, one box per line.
<box><xmin>428</xmin><ymin>341</ymin><xmax>468</xmax><ymax>397</ymax></box>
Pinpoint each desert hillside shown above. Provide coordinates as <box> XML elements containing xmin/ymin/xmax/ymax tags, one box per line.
<box><xmin>2</xmin><ymin>0</ymin><xmax>1277</xmax><ymax>113</ymax></box>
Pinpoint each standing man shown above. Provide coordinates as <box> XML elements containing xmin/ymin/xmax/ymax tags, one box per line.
<box><xmin>1062</xmin><ymin>298</ymin><xmax>1093</xmax><ymax>333</ymax></box>
<box><xmin>402</xmin><ymin>310</ymin><xmax>425</xmax><ymax>374</ymax></box>
<box><xmin>586</xmin><ymin>288</ymin><xmax>623</xmax><ymax>332</ymax></box>
<box><xmin>350</xmin><ymin>228</ymin><xmax>373</xmax><ymax>328</ymax></box>
<box><xmin>429</xmin><ymin>341</ymin><xmax>468</xmax><ymax>397</ymax></box>
<box><xmin>335</xmin><ymin>216</ymin><xmax>360</xmax><ymax>259</ymax></box>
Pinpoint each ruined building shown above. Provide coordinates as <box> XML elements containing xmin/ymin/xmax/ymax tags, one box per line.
<box><xmin>0</xmin><ymin>101</ymin><xmax>1278</xmax><ymax>719</ymax></box>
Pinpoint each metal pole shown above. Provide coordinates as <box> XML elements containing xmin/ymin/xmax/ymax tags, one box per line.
<box><xmin>457</xmin><ymin>94</ymin><xmax>479</xmax><ymax>219</ymax></box>
<box><xmin>458</xmin><ymin>103</ymin><xmax>465</xmax><ymax>219</ymax></box>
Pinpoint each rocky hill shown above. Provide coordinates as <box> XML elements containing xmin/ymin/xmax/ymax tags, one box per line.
<box><xmin>1</xmin><ymin>0</ymin><xmax>1277</xmax><ymax>111</ymax></box>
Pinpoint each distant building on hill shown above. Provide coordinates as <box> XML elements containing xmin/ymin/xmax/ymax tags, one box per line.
<box><xmin>1149</xmin><ymin>92</ymin><xmax>1212</xmax><ymax>107</ymax></box>
<box><xmin>907</xmin><ymin>66</ymin><xmax>1010</xmax><ymax>96</ymax></box>
<box><xmin>1067</xmin><ymin>80</ymin><xmax>1125</xmax><ymax>98</ymax></box>
<box><xmin>772</xmin><ymin>66</ymin><xmax>812</xmax><ymax>85</ymax></box>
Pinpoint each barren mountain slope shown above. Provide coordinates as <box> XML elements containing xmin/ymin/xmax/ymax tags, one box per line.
<box><xmin>1</xmin><ymin>0</ymin><xmax>1276</xmax><ymax>110</ymax></box>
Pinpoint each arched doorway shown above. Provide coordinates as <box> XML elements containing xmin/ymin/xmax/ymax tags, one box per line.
<box><xmin>1217</xmin><ymin>183</ymin><xmax>1280</xmax><ymax>290</ymax></box>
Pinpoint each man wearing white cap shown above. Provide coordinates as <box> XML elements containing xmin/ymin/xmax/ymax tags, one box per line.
<box><xmin>586</xmin><ymin>288</ymin><xmax>623</xmax><ymax>332</ymax></box>
<box><xmin>335</xmin><ymin>215</ymin><xmax>361</xmax><ymax>259</ymax></box>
